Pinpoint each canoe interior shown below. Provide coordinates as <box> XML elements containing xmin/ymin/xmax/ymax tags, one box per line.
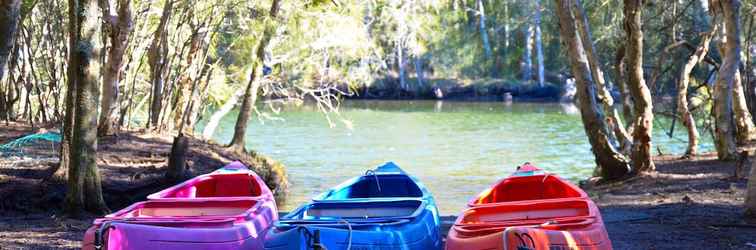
<box><xmin>324</xmin><ymin>174</ymin><xmax>423</xmax><ymax>199</ymax></box>
<box><xmin>473</xmin><ymin>175</ymin><xmax>582</xmax><ymax>204</ymax></box>
<box><xmin>159</xmin><ymin>173</ymin><xmax>263</xmax><ymax>198</ymax></box>
<box><xmin>113</xmin><ymin>200</ymin><xmax>257</xmax><ymax>218</ymax></box>
<box><xmin>460</xmin><ymin>199</ymin><xmax>590</xmax><ymax>225</ymax></box>
<box><xmin>295</xmin><ymin>200</ymin><xmax>422</xmax><ymax>219</ymax></box>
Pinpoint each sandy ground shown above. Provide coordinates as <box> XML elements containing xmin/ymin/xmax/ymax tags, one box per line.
<box><xmin>1</xmin><ymin>122</ymin><xmax>755</xmax><ymax>249</ymax></box>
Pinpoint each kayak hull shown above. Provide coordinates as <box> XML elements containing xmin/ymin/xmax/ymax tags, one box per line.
<box><xmin>82</xmin><ymin>162</ymin><xmax>277</xmax><ymax>250</ymax></box>
<box><xmin>446</xmin><ymin>164</ymin><xmax>612</xmax><ymax>250</ymax></box>
<box><xmin>264</xmin><ymin>162</ymin><xmax>442</xmax><ymax>250</ymax></box>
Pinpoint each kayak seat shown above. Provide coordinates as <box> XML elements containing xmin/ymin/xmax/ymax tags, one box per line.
<box><xmin>119</xmin><ymin>200</ymin><xmax>258</xmax><ymax>218</ymax></box>
<box><xmin>301</xmin><ymin>200</ymin><xmax>421</xmax><ymax>219</ymax></box>
<box><xmin>460</xmin><ymin>200</ymin><xmax>590</xmax><ymax>225</ymax></box>
<box><xmin>474</xmin><ymin>175</ymin><xmax>582</xmax><ymax>204</ymax></box>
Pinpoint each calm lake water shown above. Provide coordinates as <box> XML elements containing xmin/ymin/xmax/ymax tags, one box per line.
<box><xmin>199</xmin><ymin>100</ymin><xmax>712</xmax><ymax>214</ymax></box>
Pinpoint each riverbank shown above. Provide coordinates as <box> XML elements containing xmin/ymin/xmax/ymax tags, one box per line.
<box><xmin>349</xmin><ymin>77</ymin><xmax>565</xmax><ymax>101</ymax></box>
<box><xmin>1</xmin><ymin>122</ymin><xmax>754</xmax><ymax>249</ymax></box>
<box><xmin>0</xmin><ymin>122</ymin><xmax>287</xmax><ymax>249</ymax></box>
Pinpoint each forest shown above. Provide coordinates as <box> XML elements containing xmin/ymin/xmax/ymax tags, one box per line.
<box><xmin>1</xmin><ymin>0</ymin><xmax>756</xmax><ymax>249</ymax></box>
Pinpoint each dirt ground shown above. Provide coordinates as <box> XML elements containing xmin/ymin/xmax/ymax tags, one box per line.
<box><xmin>587</xmin><ymin>154</ymin><xmax>756</xmax><ymax>249</ymax></box>
<box><xmin>1</xmin><ymin>122</ymin><xmax>756</xmax><ymax>249</ymax></box>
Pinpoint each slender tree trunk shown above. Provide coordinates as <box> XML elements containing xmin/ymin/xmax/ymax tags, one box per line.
<box><xmin>523</xmin><ymin>25</ymin><xmax>533</xmax><ymax>82</ymax></box>
<box><xmin>555</xmin><ymin>0</ymin><xmax>630</xmax><ymax>181</ymax></box>
<box><xmin>573</xmin><ymin>0</ymin><xmax>632</xmax><ymax>153</ymax></box>
<box><xmin>97</xmin><ymin>0</ymin><xmax>132</xmax><ymax>136</ymax></box>
<box><xmin>624</xmin><ymin>0</ymin><xmax>655</xmax><ymax>173</ymax></box>
<box><xmin>747</xmin><ymin>156</ymin><xmax>756</xmax><ymax>216</ymax></box>
<box><xmin>477</xmin><ymin>0</ymin><xmax>492</xmax><ymax>58</ymax></box>
<box><xmin>414</xmin><ymin>55</ymin><xmax>424</xmax><ymax>87</ymax></box>
<box><xmin>64</xmin><ymin>0</ymin><xmax>109</xmax><ymax>216</ymax></box>
<box><xmin>202</xmin><ymin>89</ymin><xmax>243</xmax><ymax>139</ymax></box>
<box><xmin>711</xmin><ymin>0</ymin><xmax>740</xmax><ymax>160</ymax></box>
<box><xmin>733</xmin><ymin>69</ymin><xmax>755</xmax><ymax>143</ymax></box>
<box><xmin>678</xmin><ymin>24</ymin><xmax>718</xmax><ymax>157</ymax></box>
<box><xmin>0</xmin><ymin>0</ymin><xmax>21</xmax><ymax>82</ymax></box>
<box><xmin>396</xmin><ymin>42</ymin><xmax>407</xmax><ymax>92</ymax></box>
<box><xmin>614</xmin><ymin>45</ymin><xmax>634</xmax><ymax>126</ymax></box>
<box><xmin>534</xmin><ymin>0</ymin><xmax>545</xmax><ymax>87</ymax></box>
<box><xmin>228</xmin><ymin>0</ymin><xmax>281</xmax><ymax>151</ymax></box>
<box><xmin>147</xmin><ymin>0</ymin><xmax>173</xmax><ymax>129</ymax></box>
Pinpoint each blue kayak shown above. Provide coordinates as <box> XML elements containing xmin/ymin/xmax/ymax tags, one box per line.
<box><xmin>263</xmin><ymin>162</ymin><xmax>442</xmax><ymax>250</ymax></box>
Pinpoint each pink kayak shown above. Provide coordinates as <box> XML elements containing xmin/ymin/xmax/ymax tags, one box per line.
<box><xmin>82</xmin><ymin>162</ymin><xmax>278</xmax><ymax>250</ymax></box>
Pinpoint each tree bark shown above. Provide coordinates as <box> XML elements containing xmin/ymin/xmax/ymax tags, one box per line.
<box><xmin>477</xmin><ymin>0</ymin><xmax>492</xmax><ymax>58</ymax></box>
<box><xmin>147</xmin><ymin>0</ymin><xmax>173</xmax><ymax>129</ymax></box>
<box><xmin>747</xmin><ymin>150</ymin><xmax>756</xmax><ymax>216</ymax></box>
<box><xmin>711</xmin><ymin>0</ymin><xmax>740</xmax><ymax>160</ymax></box>
<box><xmin>64</xmin><ymin>0</ymin><xmax>109</xmax><ymax>216</ymax></box>
<box><xmin>534</xmin><ymin>0</ymin><xmax>545</xmax><ymax>88</ymax></box>
<box><xmin>678</xmin><ymin>25</ymin><xmax>718</xmax><ymax>157</ymax></box>
<box><xmin>228</xmin><ymin>0</ymin><xmax>281</xmax><ymax>151</ymax></box>
<box><xmin>624</xmin><ymin>0</ymin><xmax>655</xmax><ymax>173</ymax></box>
<box><xmin>97</xmin><ymin>0</ymin><xmax>132</xmax><ymax>136</ymax></box>
<box><xmin>166</xmin><ymin>133</ymin><xmax>189</xmax><ymax>181</ymax></box>
<box><xmin>523</xmin><ymin>25</ymin><xmax>533</xmax><ymax>82</ymax></box>
<box><xmin>573</xmin><ymin>0</ymin><xmax>632</xmax><ymax>153</ymax></box>
<box><xmin>554</xmin><ymin>0</ymin><xmax>631</xmax><ymax>181</ymax></box>
<box><xmin>0</xmin><ymin>0</ymin><xmax>20</xmax><ymax>82</ymax></box>
<box><xmin>614</xmin><ymin>45</ymin><xmax>634</xmax><ymax>127</ymax></box>
<box><xmin>203</xmin><ymin>89</ymin><xmax>244</xmax><ymax>139</ymax></box>
<box><xmin>733</xmin><ymin>69</ymin><xmax>755</xmax><ymax>144</ymax></box>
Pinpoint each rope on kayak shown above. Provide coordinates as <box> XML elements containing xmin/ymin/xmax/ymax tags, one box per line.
<box><xmin>297</xmin><ymin>226</ymin><xmax>317</xmax><ymax>249</ymax></box>
<box><xmin>339</xmin><ymin>219</ymin><xmax>352</xmax><ymax>250</ymax></box>
<box><xmin>94</xmin><ymin>221</ymin><xmax>116</xmax><ymax>250</ymax></box>
<box><xmin>515</xmin><ymin>232</ymin><xmax>535</xmax><ymax>250</ymax></box>
<box><xmin>364</xmin><ymin>170</ymin><xmax>381</xmax><ymax>193</ymax></box>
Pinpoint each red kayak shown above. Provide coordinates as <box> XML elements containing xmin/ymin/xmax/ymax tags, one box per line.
<box><xmin>446</xmin><ymin>163</ymin><xmax>612</xmax><ymax>250</ymax></box>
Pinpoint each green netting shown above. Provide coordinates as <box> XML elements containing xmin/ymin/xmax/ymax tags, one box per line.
<box><xmin>0</xmin><ymin>132</ymin><xmax>61</xmax><ymax>157</ymax></box>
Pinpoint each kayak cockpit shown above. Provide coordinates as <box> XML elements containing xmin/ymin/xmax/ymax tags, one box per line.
<box><xmin>471</xmin><ymin>174</ymin><xmax>585</xmax><ymax>205</ymax></box>
<box><xmin>320</xmin><ymin>174</ymin><xmax>423</xmax><ymax>200</ymax></box>
<box><xmin>148</xmin><ymin>172</ymin><xmax>265</xmax><ymax>199</ymax></box>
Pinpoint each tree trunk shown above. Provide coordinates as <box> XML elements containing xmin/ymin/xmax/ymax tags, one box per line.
<box><xmin>0</xmin><ymin>0</ymin><xmax>20</xmax><ymax>82</ymax></box>
<box><xmin>534</xmin><ymin>0</ymin><xmax>545</xmax><ymax>88</ymax></box>
<box><xmin>64</xmin><ymin>0</ymin><xmax>109</xmax><ymax>216</ymax></box>
<box><xmin>573</xmin><ymin>0</ymin><xmax>632</xmax><ymax>153</ymax></box>
<box><xmin>678</xmin><ymin>24</ymin><xmax>718</xmax><ymax>157</ymax></box>
<box><xmin>228</xmin><ymin>0</ymin><xmax>281</xmax><ymax>151</ymax></box>
<box><xmin>554</xmin><ymin>0</ymin><xmax>630</xmax><ymax>181</ymax></box>
<box><xmin>624</xmin><ymin>0</ymin><xmax>655</xmax><ymax>173</ymax></box>
<box><xmin>747</xmin><ymin>153</ymin><xmax>756</xmax><ymax>217</ymax></box>
<box><xmin>614</xmin><ymin>45</ymin><xmax>634</xmax><ymax>126</ymax></box>
<box><xmin>414</xmin><ymin>55</ymin><xmax>424</xmax><ymax>88</ymax></box>
<box><xmin>477</xmin><ymin>0</ymin><xmax>492</xmax><ymax>58</ymax></box>
<box><xmin>397</xmin><ymin>42</ymin><xmax>407</xmax><ymax>91</ymax></box>
<box><xmin>733</xmin><ymin>69</ymin><xmax>755</xmax><ymax>144</ymax></box>
<box><xmin>203</xmin><ymin>88</ymin><xmax>244</xmax><ymax>139</ymax></box>
<box><xmin>97</xmin><ymin>0</ymin><xmax>132</xmax><ymax>136</ymax></box>
<box><xmin>147</xmin><ymin>0</ymin><xmax>173</xmax><ymax>129</ymax></box>
<box><xmin>166</xmin><ymin>133</ymin><xmax>189</xmax><ymax>181</ymax></box>
<box><xmin>711</xmin><ymin>0</ymin><xmax>740</xmax><ymax>161</ymax></box>
<box><xmin>523</xmin><ymin>25</ymin><xmax>533</xmax><ymax>82</ymax></box>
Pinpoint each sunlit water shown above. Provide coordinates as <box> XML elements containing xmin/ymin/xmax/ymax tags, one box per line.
<box><xmin>198</xmin><ymin>100</ymin><xmax>713</xmax><ymax>214</ymax></box>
